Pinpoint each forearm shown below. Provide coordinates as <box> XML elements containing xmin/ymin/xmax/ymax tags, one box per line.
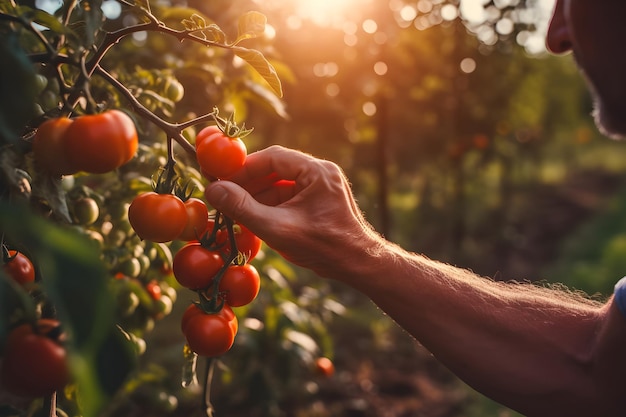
<box><xmin>324</xmin><ymin>236</ymin><xmax>615</xmax><ymax>416</ymax></box>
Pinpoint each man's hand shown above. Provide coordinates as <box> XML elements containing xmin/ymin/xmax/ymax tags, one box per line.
<box><xmin>204</xmin><ymin>145</ymin><xmax>382</xmax><ymax>278</ymax></box>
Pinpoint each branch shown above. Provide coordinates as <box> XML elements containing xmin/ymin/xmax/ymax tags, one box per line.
<box><xmin>94</xmin><ymin>65</ymin><xmax>197</xmax><ymax>156</ymax></box>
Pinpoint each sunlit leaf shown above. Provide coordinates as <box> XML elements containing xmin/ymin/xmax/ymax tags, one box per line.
<box><xmin>242</xmin><ymin>79</ymin><xmax>289</xmax><ymax>119</ymax></box>
<box><xmin>190</xmin><ymin>13</ymin><xmax>206</xmax><ymax>29</ymax></box>
<box><xmin>235</xmin><ymin>11</ymin><xmax>266</xmax><ymax>44</ymax></box>
<box><xmin>202</xmin><ymin>24</ymin><xmax>227</xmax><ymax>44</ymax></box>
<box><xmin>234</xmin><ymin>48</ymin><xmax>283</xmax><ymax>98</ymax></box>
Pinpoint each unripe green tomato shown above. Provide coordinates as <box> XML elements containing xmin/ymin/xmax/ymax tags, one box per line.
<box><xmin>34</xmin><ymin>74</ymin><xmax>48</xmax><ymax>95</ymax></box>
<box><xmin>109</xmin><ymin>202</ymin><xmax>130</xmax><ymax>222</ymax></box>
<box><xmin>107</xmin><ymin>229</ymin><xmax>127</xmax><ymax>247</ymax></box>
<box><xmin>162</xmin><ymin>285</ymin><xmax>177</xmax><ymax>304</ymax></box>
<box><xmin>83</xmin><ymin>229</ymin><xmax>105</xmax><ymax>251</ymax></box>
<box><xmin>117</xmin><ymin>257</ymin><xmax>142</xmax><ymax>278</ymax></box>
<box><xmin>152</xmin><ymin>294</ymin><xmax>173</xmax><ymax>320</ymax></box>
<box><xmin>71</xmin><ymin>197</ymin><xmax>100</xmax><ymax>225</ymax></box>
<box><xmin>136</xmin><ymin>253</ymin><xmax>151</xmax><ymax>274</ymax></box>
<box><xmin>165</xmin><ymin>79</ymin><xmax>184</xmax><ymax>102</ymax></box>
<box><xmin>39</xmin><ymin>90</ymin><xmax>58</xmax><ymax>110</ymax></box>
<box><xmin>117</xmin><ymin>289</ymin><xmax>140</xmax><ymax>318</ymax></box>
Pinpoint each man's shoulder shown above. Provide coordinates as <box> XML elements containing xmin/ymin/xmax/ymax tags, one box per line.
<box><xmin>614</xmin><ymin>277</ymin><xmax>626</xmax><ymax>317</ymax></box>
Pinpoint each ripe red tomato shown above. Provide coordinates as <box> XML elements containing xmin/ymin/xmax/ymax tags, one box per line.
<box><xmin>128</xmin><ymin>192</ymin><xmax>188</xmax><ymax>242</ymax></box>
<box><xmin>146</xmin><ymin>280</ymin><xmax>162</xmax><ymax>300</ymax></box>
<box><xmin>181</xmin><ymin>303</ymin><xmax>237</xmax><ymax>335</ymax></box>
<box><xmin>3</xmin><ymin>250</ymin><xmax>36</xmax><ymax>285</ymax></box>
<box><xmin>194</xmin><ymin>125</ymin><xmax>221</xmax><ymax>149</ymax></box>
<box><xmin>64</xmin><ymin>110</ymin><xmax>138</xmax><ymax>174</ymax></box>
<box><xmin>315</xmin><ymin>357</ymin><xmax>335</xmax><ymax>377</ymax></box>
<box><xmin>217</xmin><ymin>224</ymin><xmax>262</xmax><ymax>261</ymax></box>
<box><xmin>178</xmin><ymin>198</ymin><xmax>210</xmax><ymax>241</ymax></box>
<box><xmin>184</xmin><ymin>313</ymin><xmax>236</xmax><ymax>357</ymax></box>
<box><xmin>32</xmin><ymin>117</ymin><xmax>78</xmax><ymax>175</ymax></box>
<box><xmin>1</xmin><ymin>319</ymin><xmax>70</xmax><ymax>397</ymax></box>
<box><xmin>196</xmin><ymin>129</ymin><xmax>247</xmax><ymax>179</ymax></box>
<box><xmin>219</xmin><ymin>264</ymin><xmax>260</xmax><ymax>307</ymax></box>
<box><xmin>172</xmin><ymin>243</ymin><xmax>224</xmax><ymax>290</ymax></box>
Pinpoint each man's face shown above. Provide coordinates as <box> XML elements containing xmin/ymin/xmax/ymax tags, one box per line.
<box><xmin>547</xmin><ymin>0</ymin><xmax>626</xmax><ymax>139</ymax></box>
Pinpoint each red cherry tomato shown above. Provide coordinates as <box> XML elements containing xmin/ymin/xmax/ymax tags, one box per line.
<box><xmin>219</xmin><ymin>264</ymin><xmax>260</xmax><ymax>307</ymax></box>
<box><xmin>3</xmin><ymin>250</ymin><xmax>35</xmax><ymax>285</ymax></box>
<box><xmin>184</xmin><ymin>312</ymin><xmax>236</xmax><ymax>357</ymax></box>
<box><xmin>128</xmin><ymin>192</ymin><xmax>188</xmax><ymax>242</ymax></box>
<box><xmin>217</xmin><ymin>224</ymin><xmax>262</xmax><ymax>261</ymax></box>
<box><xmin>32</xmin><ymin>117</ymin><xmax>78</xmax><ymax>176</ymax></box>
<box><xmin>64</xmin><ymin>110</ymin><xmax>138</xmax><ymax>174</ymax></box>
<box><xmin>196</xmin><ymin>129</ymin><xmax>247</xmax><ymax>179</ymax></box>
<box><xmin>172</xmin><ymin>243</ymin><xmax>224</xmax><ymax>290</ymax></box>
<box><xmin>178</xmin><ymin>198</ymin><xmax>210</xmax><ymax>241</ymax></box>
<box><xmin>1</xmin><ymin>319</ymin><xmax>70</xmax><ymax>397</ymax></box>
<box><xmin>315</xmin><ymin>357</ymin><xmax>335</xmax><ymax>377</ymax></box>
<box><xmin>194</xmin><ymin>125</ymin><xmax>221</xmax><ymax>149</ymax></box>
<box><xmin>181</xmin><ymin>303</ymin><xmax>237</xmax><ymax>335</ymax></box>
<box><xmin>146</xmin><ymin>280</ymin><xmax>162</xmax><ymax>300</ymax></box>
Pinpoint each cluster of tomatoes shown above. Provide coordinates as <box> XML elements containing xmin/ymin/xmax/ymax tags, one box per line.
<box><xmin>33</xmin><ymin>110</ymin><xmax>139</xmax><ymax>175</ymax></box>
<box><xmin>175</xmin><ymin>219</ymin><xmax>262</xmax><ymax>357</ymax></box>
<box><xmin>127</xmin><ymin>125</ymin><xmax>262</xmax><ymax>358</ymax></box>
<box><xmin>1</xmin><ymin>250</ymin><xmax>70</xmax><ymax>397</ymax></box>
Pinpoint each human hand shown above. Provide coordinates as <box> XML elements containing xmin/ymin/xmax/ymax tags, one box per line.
<box><xmin>204</xmin><ymin>145</ymin><xmax>383</xmax><ymax>278</ymax></box>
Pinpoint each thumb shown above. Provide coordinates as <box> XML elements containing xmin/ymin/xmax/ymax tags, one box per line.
<box><xmin>204</xmin><ymin>181</ymin><xmax>268</xmax><ymax>227</ymax></box>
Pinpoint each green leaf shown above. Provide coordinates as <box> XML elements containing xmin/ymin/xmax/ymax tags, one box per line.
<box><xmin>76</xmin><ymin>0</ymin><xmax>104</xmax><ymax>46</ymax></box>
<box><xmin>0</xmin><ymin>34</ymin><xmax>36</xmax><ymax>146</ymax></box>
<box><xmin>235</xmin><ymin>11</ymin><xmax>267</xmax><ymax>44</ymax></box>
<box><xmin>202</xmin><ymin>24</ymin><xmax>227</xmax><ymax>44</ymax></box>
<box><xmin>31</xmin><ymin>172</ymin><xmax>72</xmax><ymax>223</ymax></box>
<box><xmin>234</xmin><ymin>48</ymin><xmax>283</xmax><ymax>98</ymax></box>
<box><xmin>242</xmin><ymin>79</ymin><xmax>289</xmax><ymax>119</ymax></box>
<box><xmin>27</xmin><ymin>7</ymin><xmax>72</xmax><ymax>34</ymax></box>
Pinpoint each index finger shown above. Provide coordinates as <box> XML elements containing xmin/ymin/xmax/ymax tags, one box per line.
<box><xmin>228</xmin><ymin>145</ymin><xmax>317</xmax><ymax>187</ymax></box>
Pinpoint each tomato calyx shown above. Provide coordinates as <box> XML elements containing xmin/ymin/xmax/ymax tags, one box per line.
<box><xmin>152</xmin><ymin>162</ymin><xmax>180</xmax><ymax>196</ymax></box>
<box><xmin>211</xmin><ymin>108</ymin><xmax>253</xmax><ymax>140</ymax></box>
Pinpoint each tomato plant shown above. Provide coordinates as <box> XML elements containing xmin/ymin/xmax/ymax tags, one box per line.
<box><xmin>219</xmin><ymin>264</ymin><xmax>261</xmax><ymax>307</ymax></box>
<box><xmin>183</xmin><ymin>312</ymin><xmax>236</xmax><ymax>357</ymax></box>
<box><xmin>172</xmin><ymin>243</ymin><xmax>224</xmax><ymax>290</ymax></box>
<box><xmin>178</xmin><ymin>198</ymin><xmax>210</xmax><ymax>241</ymax></box>
<box><xmin>1</xmin><ymin>319</ymin><xmax>70</xmax><ymax>397</ymax></box>
<box><xmin>64</xmin><ymin>110</ymin><xmax>139</xmax><ymax>174</ymax></box>
<box><xmin>2</xmin><ymin>250</ymin><xmax>35</xmax><ymax>285</ymax></box>
<box><xmin>128</xmin><ymin>192</ymin><xmax>188</xmax><ymax>243</ymax></box>
<box><xmin>196</xmin><ymin>128</ymin><xmax>247</xmax><ymax>179</ymax></box>
<box><xmin>32</xmin><ymin>117</ymin><xmax>77</xmax><ymax>176</ymax></box>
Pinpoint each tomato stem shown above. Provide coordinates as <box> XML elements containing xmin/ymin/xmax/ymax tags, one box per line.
<box><xmin>202</xmin><ymin>357</ymin><xmax>217</xmax><ymax>417</ymax></box>
<box><xmin>44</xmin><ymin>391</ymin><xmax>57</xmax><ymax>417</ymax></box>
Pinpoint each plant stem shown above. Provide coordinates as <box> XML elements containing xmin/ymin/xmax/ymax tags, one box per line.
<box><xmin>203</xmin><ymin>357</ymin><xmax>217</xmax><ymax>417</ymax></box>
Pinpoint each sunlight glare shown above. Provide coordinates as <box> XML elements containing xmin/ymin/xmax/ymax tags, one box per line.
<box><xmin>290</xmin><ymin>0</ymin><xmax>365</xmax><ymax>27</ymax></box>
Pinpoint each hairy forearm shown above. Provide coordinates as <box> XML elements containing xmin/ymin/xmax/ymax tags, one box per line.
<box><xmin>324</xmin><ymin>236</ymin><xmax>617</xmax><ymax>416</ymax></box>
